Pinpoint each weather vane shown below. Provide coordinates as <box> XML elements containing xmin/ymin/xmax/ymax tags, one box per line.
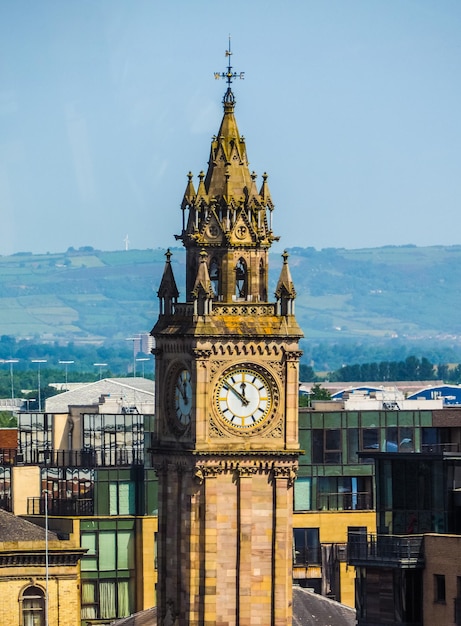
<box><xmin>214</xmin><ymin>36</ymin><xmax>245</xmax><ymax>87</ymax></box>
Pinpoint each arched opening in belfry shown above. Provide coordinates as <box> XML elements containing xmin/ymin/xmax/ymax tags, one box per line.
<box><xmin>259</xmin><ymin>258</ymin><xmax>267</xmax><ymax>302</ymax></box>
<box><xmin>235</xmin><ymin>257</ymin><xmax>248</xmax><ymax>300</ymax></box>
<box><xmin>209</xmin><ymin>257</ymin><xmax>220</xmax><ymax>299</ymax></box>
<box><xmin>188</xmin><ymin>256</ymin><xmax>197</xmax><ymax>299</ymax></box>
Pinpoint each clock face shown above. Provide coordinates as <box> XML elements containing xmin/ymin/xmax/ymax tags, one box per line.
<box><xmin>216</xmin><ymin>366</ymin><xmax>272</xmax><ymax>428</ymax></box>
<box><xmin>174</xmin><ymin>368</ymin><xmax>192</xmax><ymax>426</ymax></box>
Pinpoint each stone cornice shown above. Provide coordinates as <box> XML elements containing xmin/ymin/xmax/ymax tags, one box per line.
<box><xmin>0</xmin><ymin>549</ymin><xmax>86</xmax><ymax>567</ymax></box>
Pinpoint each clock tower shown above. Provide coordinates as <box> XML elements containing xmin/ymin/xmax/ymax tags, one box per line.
<box><xmin>151</xmin><ymin>47</ymin><xmax>303</xmax><ymax>626</ymax></box>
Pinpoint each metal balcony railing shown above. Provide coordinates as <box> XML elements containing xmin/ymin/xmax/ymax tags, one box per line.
<box><xmin>27</xmin><ymin>496</ymin><xmax>94</xmax><ymax>516</ymax></box>
<box><xmin>0</xmin><ymin>447</ymin><xmax>144</xmax><ymax>467</ymax></box>
<box><xmin>316</xmin><ymin>491</ymin><xmax>373</xmax><ymax>511</ymax></box>
<box><xmin>348</xmin><ymin>533</ymin><xmax>425</xmax><ymax>568</ymax></box>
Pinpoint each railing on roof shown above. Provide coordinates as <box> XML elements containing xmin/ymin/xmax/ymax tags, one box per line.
<box><xmin>0</xmin><ymin>447</ymin><xmax>144</xmax><ymax>467</ymax></box>
<box><xmin>316</xmin><ymin>491</ymin><xmax>373</xmax><ymax>511</ymax></box>
<box><xmin>348</xmin><ymin>533</ymin><xmax>425</xmax><ymax>568</ymax></box>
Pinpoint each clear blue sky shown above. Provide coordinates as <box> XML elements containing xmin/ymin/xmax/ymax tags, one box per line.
<box><xmin>1</xmin><ymin>0</ymin><xmax>460</xmax><ymax>255</ymax></box>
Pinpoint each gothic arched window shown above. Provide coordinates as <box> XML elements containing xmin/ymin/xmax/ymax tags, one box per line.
<box><xmin>21</xmin><ymin>585</ymin><xmax>45</xmax><ymax>626</ymax></box>
<box><xmin>259</xmin><ymin>259</ymin><xmax>267</xmax><ymax>302</ymax></box>
<box><xmin>235</xmin><ymin>258</ymin><xmax>248</xmax><ymax>299</ymax></box>
<box><xmin>209</xmin><ymin>257</ymin><xmax>220</xmax><ymax>298</ymax></box>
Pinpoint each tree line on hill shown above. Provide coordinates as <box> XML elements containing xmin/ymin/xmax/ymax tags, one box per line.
<box><xmin>2</xmin><ymin>331</ymin><xmax>461</xmax><ymax>405</ymax></box>
<box><xmin>300</xmin><ymin>356</ymin><xmax>461</xmax><ymax>384</ymax></box>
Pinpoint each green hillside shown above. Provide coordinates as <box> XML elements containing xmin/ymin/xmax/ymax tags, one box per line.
<box><xmin>1</xmin><ymin>245</ymin><xmax>461</xmax><ymax>366</ymax></box>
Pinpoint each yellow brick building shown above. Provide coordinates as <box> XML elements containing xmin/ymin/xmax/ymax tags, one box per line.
<box><xmin>0</xmin><ymin>508</ymin><xmax>85</xmax><ymax>626</ymax></box>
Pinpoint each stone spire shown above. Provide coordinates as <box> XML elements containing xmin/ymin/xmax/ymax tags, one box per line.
<box><xmin>157</xmin><ymin>249</ymin><xmax>179</xmax><ymax>315</ymax></box>
<box><xmin>275</xmin><ymin>250</ymin><xmax>297</xmax><ymax>316</ymax></box>
<box><xmin>177</xmin><ymin>45</ymin><xmax>278</xmax><ymax>302</ymax></box>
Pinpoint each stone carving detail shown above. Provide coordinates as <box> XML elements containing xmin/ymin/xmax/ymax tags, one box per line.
<box><xmin>209</xmin><ymin>360</ymin><xmax>227</xmax><ymax>379</ymax></box>
<box><xmin>236</xmin><ymin>464</ymin><xmax>258</xmax><ymax>478</ymax></box>
<box><xmin>267</xmin><ymin>360</ymin><xmax>284</xmax><ymax>380</ymax></box>
<box><xmin>193</xmin><ymin>457</ymin><xmax>288</xmax><ymax>483</ymax></box>
<box><xmin>193</xmin><ymin>349</ymin><xmax>212</xmax><ymax>359</ymax></box>
<box><xmin>209</xmin><ymin>415</ymin><xmax>228</xmax><ymax>438</ymax></box>
<box><xmin>212</xmin><ymin>303</ymin><xmax>276</xmax><ymax>317</ymax></box>
<box><xmin>272</xmin><ymin>463</ymin><xmax>298</xmax><ymax>486</ymax></box>
<box><xmin>210</xmin><ymin>341</ymin><xmax>284</xmax><ymax>357</ymax></box>
<box><xmin>264</xmin><ymin>419</ymin><xmax>284</xmax><ymax>438</ymax></box>
<box><xmin>285</xmin><ymin>350</ymin><xmax>303</xmax><ymax>361</ymax></box>
<box><xmin>152</xmin><ymin>456</ymin><xmax>194</xmax><ymax>478</ymax></box>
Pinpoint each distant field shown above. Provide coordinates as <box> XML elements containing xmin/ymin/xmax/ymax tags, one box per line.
<box><xmin>1</xmin><ymin>245</ymin><xmax>461</xmax><ymax>356</ymax></box>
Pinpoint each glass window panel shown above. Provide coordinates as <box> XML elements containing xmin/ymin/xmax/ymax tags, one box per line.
<box><xmin>117</xmin><ymin>531</ymin><xmax>135</xmax><ymax>570</ymax></box>
<box><xmin>360</xmin><ymin>412</ymin><xmax>379</xmax><ymax>427</ymax></box>
<box><xmin>325</xmin><ymin>429</ymin><xmax>340</xmax><ymax>450</ymax></box>
<box><xmin>317</xmin><ymin>477</ymin><xmax>337</xmax><ymax>510</ymax></box>
<box><xmin>398</xmin><ymin>411</ymin><xmax>414</xmax><ymax>426</ymax></box>
<box><xmin>324</xmin><ymin>451</ymin><xmax>341</xmax><ymax>464</ymax></box>
<box><xmin>118</xmin><ymin>482</ymin><xmax>135</xmax><ymax>515</ymax></box>
<box><xmin>99</xmin><ymin>532</ymin><xmax>116</xmax><ymax>570</ymax></box>
<box><xmin>294</xmin><ymin>477</ymin><xmax>311</xmax><ymax>511</ymax></box>
<box><xmin>347</xmin><ymin>428</ymin><xmax>359</xmax><ymax>463</ymax></box>
<box><xmin>109</xmin><ymin>483</ymin><xmax>118</xmax><ymax>515</ymax></box>
<box><xmin>400</xmin><ymin>427</ymin><xmax>414</xmax><ymax>451</ymax></box>
<box><xmin>81</xmin><ymin>556</ymin><xmax>98</xmax><ymax>572</ymax></box>
<box><xmin>22</xmin><ymin>587</ymin><xmax>45</xmax><ymax>626</ymax></box>
<box><xmin>118</xmin><ymin>581</ymin><xmax>131</xmax><ymax>617</ymax></box>
<box><xmin>386</xmin><ymin>427</ymin><xmax>399</xmax><ymax>452</ymax></box>
<box><xmin>81</xmin><ymin>533</ymin><xmax>96</xmax><ymax>554</ymax></box>
<box><xmin>293</xmin><ymin>528</ymin><xmax>320</xmax><ymax>565</ymax></box>
<box><xmin>81</xmin><ymin>581</ymin><xmax>97</xmax><ymax>620</ymax></box>
<box><xmin>362</xmin><ymin>428</ymin><xmax>379</xmax><ymax>451</ymax></box>
<box><xmin>81</xmin><ymin>532</ymin><xmax>98</xmax><ymax>571</ymax></box>
<box><xmin>422</xmin><ymin>427</ymin><xmax>437</xmax><ymax>451</ymax></box>
<box><xmin>99</xmin><ymin>581</ymin><xmax>116</xmax><ymax>619</ymax></box>
<box><xmin>312</xmin><ymin>430</ymin><xmax>323</xmax><ymax>464</ymax></box>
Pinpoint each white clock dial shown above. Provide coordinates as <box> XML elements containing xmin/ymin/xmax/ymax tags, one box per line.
<box><xmin>174</xmin><ymin>369</ymin><xmax>192</xmax><ymax>426</ymax></box>
<box><xmin>216</xmin><ymin>366</ymin><xmax>272</xmax><ymax>428</ymax></box>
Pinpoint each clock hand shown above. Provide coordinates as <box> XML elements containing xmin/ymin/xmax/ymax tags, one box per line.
<box><xmin>177</xmin><ymin>380</ymin><xmax>188</xmax><ymax>403</ymax></box>
<box><xmin>182</xmin><ymin>380</ymin><xmax>189</xmax><ymax>405</ymax></box>
<box><xmin>224</xmin><ymin>382</ymin><xmax>249</xmax><ymax>406</ymax></box>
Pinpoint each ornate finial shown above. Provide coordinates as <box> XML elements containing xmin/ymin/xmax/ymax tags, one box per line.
<box><xmin>214</xmin><ymin>36</ymin><xmax>244</xmax><ymax>106</ymax></box>
<box><xmin>165</xmin><ymin>248</ymin><xmax>172</xmax><ymax>262</ymax></box>
<box><xmin>282</xmin><ymin>250</ymin><xmax>289</xmax><ymax>264</ymax></box>
<box><xmin>187</xmin><ymin>171</ymin><xmax>193</xmax><ymax>181</ymax></box>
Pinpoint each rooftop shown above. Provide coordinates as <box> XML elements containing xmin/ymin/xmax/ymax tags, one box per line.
<box><xmin>0</xmin><ymin>508</ymin><xmax>58</xmax><ymax>542</ymax></box>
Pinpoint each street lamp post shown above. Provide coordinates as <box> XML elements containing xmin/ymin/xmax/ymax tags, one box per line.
<box><xmin>126</xmin><ymin>336</ymin><xmax>139</xmax><ymax>377</ymax></box>
<box><xmin>59</xmin><ymin>360</ymin><xmax>74</xmax><ymax>389</ymax></box>
<box><xmin>1</xmin><ymin>359</ymin><xmax>19</xmax><ymax>402</ymax></box>
<box><xmin>31</xmin><ymin>360</ymin><xmax>47</xmax><ymax>412</ymax></box>
<box><xmin>43</xmin><ymin>489</ymin><xmax>50</xmax><ymax>626</ymax></box>
<box><xmin>136</xmin><ymin>357</ymin><xmax>150</xmax><ymax>378</ymax></box>
<box><xmin>94</xmin><ymin>363</ymin><xmax>108</xmax><ymax>380</ymax></box>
